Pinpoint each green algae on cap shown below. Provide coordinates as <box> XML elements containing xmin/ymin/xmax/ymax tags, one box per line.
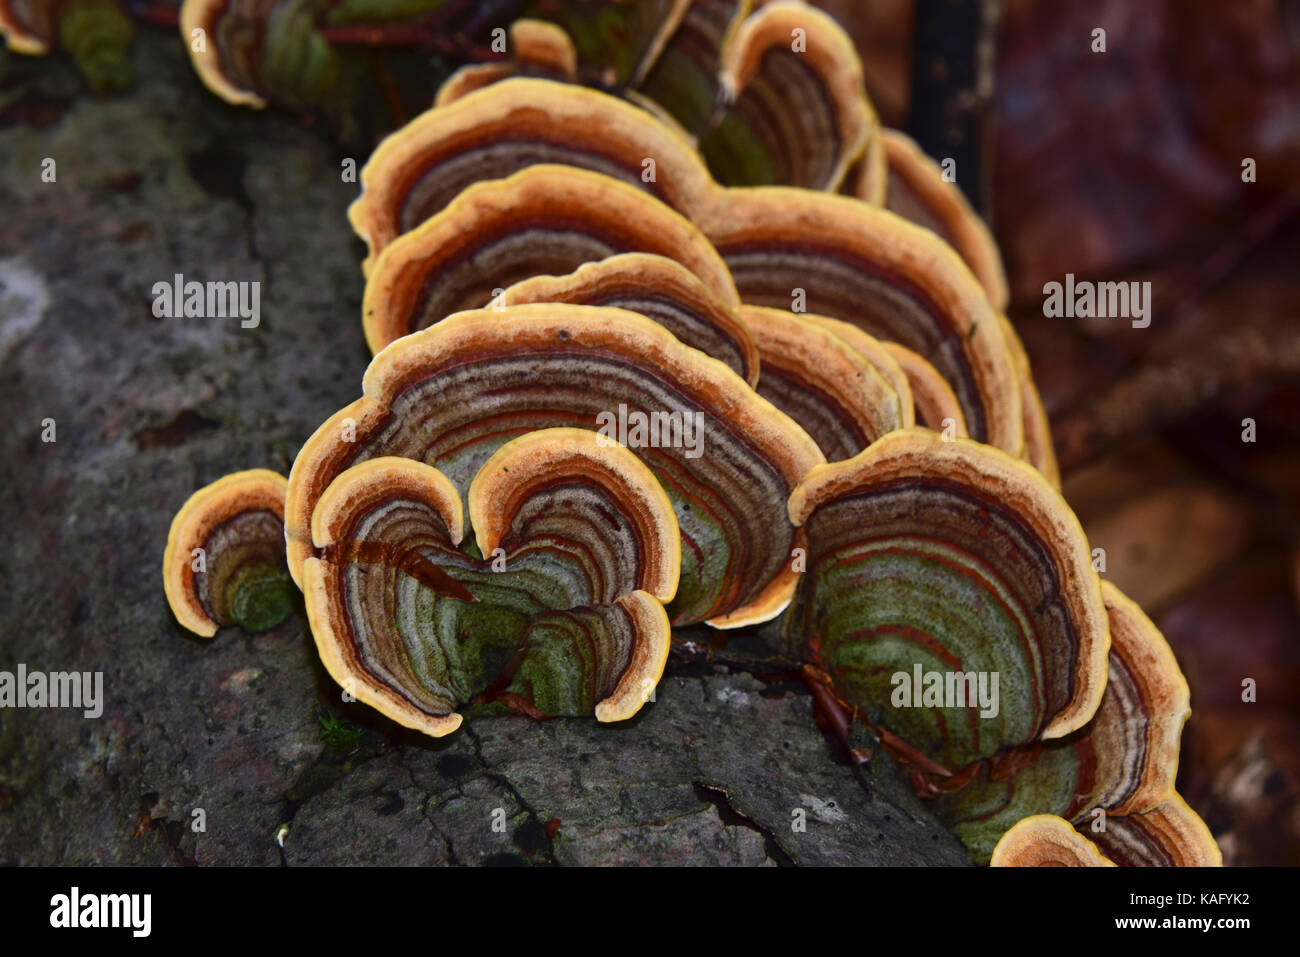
<box><xmin>934</xmin><ymin>581</ymin><xmax>1192</xmax><ymax>860</ymax></box>
<box><xmin>522</xmin><ymin>0</ymin><xmax>688</xmax><ymax>89</ymax></box>
<box><xmin>786</xmin><ymin>430</ymin><xmax>1109</xmax><ymax>776</ymax></box>
<box><xmin>638</xmin><ymin>0</ymin><xmax>753</xmax><ymax>141</ymax></box>
<box><xmin>287</xmin><ymin>303</ymin><xmax>824</xmax><ymax>629</ymax></box>
<box><xmin>303</xmin><ymin>429</ymin><xmax>678</xmax><ymax>738</ymax></box>
<box><xmin>163</xmin><ymin>469</ymin><xmax>294</xmax><ymax>637</ymax></box>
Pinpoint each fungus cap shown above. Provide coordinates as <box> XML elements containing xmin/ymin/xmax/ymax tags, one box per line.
<box><xmin>349</xmin><ymin>78</ymin><xmax>716</xmax><ymax>272</ymax></box>
<box><xmin>0</xmin><ymin>0</ymin><xmax>54</xmax><ymax>54</ymax></box>
<box><xmin>787</xmin><ymin>429</ymin><xmax>1109</xmax><ymax>772</ymax></box>
<box><xmin>163</xmin><ymin>469</ymin><xmax>290</xmax><ymax>637</ymax></box>
<box><xmin>179</xmin><ymin>0</ymin><xmax>269</xmax><ymax>108</ymax></box>
<box><xmin>361</xmin><ymin>164</ymin><xmax>738</xmax><ymax>352</ymax></box>
<box><xmin>990</xmin><ymin>815</ymin><xmax>1116</xmax><ymax>867</ymax></box>
<box><xmin>287</xmin><ymin>303</ymin><xmax>824</xmax><ymax>628</ymax></box>
<box><xmin>708</xmin><ymin>0</ymin><xmax>875</xmax><ymax>191</ymax></box>
<box><xmin>879</xmin><ymin>129</ymin><xmax>1009</xmax><ymax>311</ymax></box>
<box><xmin>500</xmin><ymin>253</ymin><xmax>760</xmax><ymax>386</ymax></box>
<box><xmin>737</xmin><ymin>305</ymin><xmax>906</xmax><ymax>460</ymax></box>
<box><xmin>697</xmin><ymin>187</ymin><xmax>1024</xmax><ymax>454</ymax></box>
<box><xmin>303</xmin><ymin>431</ymin><xmax>679</xmax><ymax>737</ymax></box>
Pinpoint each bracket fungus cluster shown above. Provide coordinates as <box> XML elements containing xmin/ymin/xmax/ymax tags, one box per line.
<box><xmin>160</xmin><ymin>0</ymin><xmax>1218</xmax><ymax>866</ymax></box>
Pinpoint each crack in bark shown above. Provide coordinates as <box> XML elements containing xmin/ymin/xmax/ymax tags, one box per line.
<box><xmin>691</xmin><ymin>781</ymin><xmax>796</xmax><ymax>867</ymax></box>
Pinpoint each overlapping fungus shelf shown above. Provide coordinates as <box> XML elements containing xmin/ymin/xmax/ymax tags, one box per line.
<box><xmin>163</xmin><ymin>469</ymin><xmax>294</xmax><ymax>637</ymax></box>
<box><xmin>500</xmin><ymin>253</ymin><xmax>760</xmax><ymax>386</ymax></box>
<box><xmin>0</xmin><ymin>0</ymin><xmax>54</xmax><ymax>53</ymax></box>
<box><xmin>786</xmin><ymin>430</ymin><xmax>1109</xmax><ymax>777</ymax></box>
<box><xmin>736</xmin><ymin>305</ymin><xmax>905</xmax><ymax>461</ymax></box>
<box><xmin>360</xmin><ymin>165</ymin><xmax>738</xmax><ymax>351</ymax></box>
<box><xmin>1085</xmin><ymin>796</ymin><xmax>1223</xmax><ymax>866</ymax></box>
<box><xmin>937</xmin><ymin>581</ymin><xmax>1192</xmax><ymax>859</ymax></box>
<box><xmin>875</xmin><ymin>129</ymin><xmax>1009</xmax><ymax>311</ymax></box>
<box><xmin>991</xmin><ymin>796</ymin><xmax>1221</xmax><ymax>867</ymax></box>
<box><xmin>286</xmin><ymin>303</ymin><xmax>824</xmax><ymax>629</ymax></box>
<box><xmin>696</xmin><ymin>189</ymin><xmax>1025</xmax><ymax>456</ymax></box>
<box><xmin>877</xmin><ymin>340</ymin><xmax>968</xmax><ymax>438</ymax></box>
<box><xmin>349</xmin><ymin>78</ymin><xmax>715</xmax><ymax>273</ymax></box>
<box><xmin>302</xmin><ymin>429</ymin><xmax>678</xmax><ymax>737</ymax></box>
<box><xmin>798</xmin><ymin>314</ymin><xmax>917</xmax><ymax>429</ymax></box>
<box><xmin>701</xmin><ymin>1</ymin><xmax>877</xmax><ymax>191</ymax></box>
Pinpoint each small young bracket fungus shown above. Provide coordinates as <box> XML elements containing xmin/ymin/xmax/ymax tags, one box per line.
<box><xmin>875</xmin><ymin>129</ymin><xmax>1009</xmax><ymax>312</ymax></box>
<box><xmin>500</xmin><ymin>253</ymin><xmax>761</xmax><ymax>386</ymax></box>
<box><xmin>990</xmin><ymin>815</ymin><xmax>1116</xmax><ymax>867</ymax></box>
<box><xmin>0</xmin><ymin>0</ymin><xmax>55</xmax><ymax>53</ymax></box>
<box><xmin>786</xmin><ymin>429</ymin><xmax>1109</xmax><ymax>774</ymax></box>
<box><xmin>303</xmin><ymin>429</ymin><xmax>678</xmax><ymax>737</ymax></box>
<box><xmin>702</xmin><ymin>1</ymin><xmax>877</xmax><ymax>192</ymax></box>
<box><xmin>737</xmin><ymin>305</ymin><xmax>906</xmax><ymax>461</ymax></box>
<box><xmin>1085</xmin><ymin>794</ymin><xmax>1222</xmax><ymax>867</ymax></box>
<box><xmin>180</xmin><ymin>0</ymin><xmax>270</xmax><ymax>108</ymax></box>
<box><xmin>348</xmin><ymin>78</ymin><xmax>716</xmax><ymax>272</ymax></box>
<box><xmin>878</xmin><ymin>341</ymin><xmax>968</xmax><ymax>438</ymax></box>
<box><xmin>697</xmin><ymin>188</ymin><xmax>1025</xmax><ymax>455</ymax></box>
<box><xmin>935</xmin><ymin>580</ymin><xmax>1191</xmax><ymax>860</ymax></box>
<box><xmin>163</xmin><ymin>469</ymin><xmax>294</xmax><ymax>638</ymax></box>
<box><xmin>361</xmin><ymin>164</ymin><xmax>738</xmax><ymax>352</ymax></box>
<box><xmin>434</xmin><ymin>20</ymin><xmax>580</xmax><ymax>108</ymax></box>
<box><xmin>287</xmin><ymin>303</ymin><xmax>824</xmax><ymax>629</ymax></box>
